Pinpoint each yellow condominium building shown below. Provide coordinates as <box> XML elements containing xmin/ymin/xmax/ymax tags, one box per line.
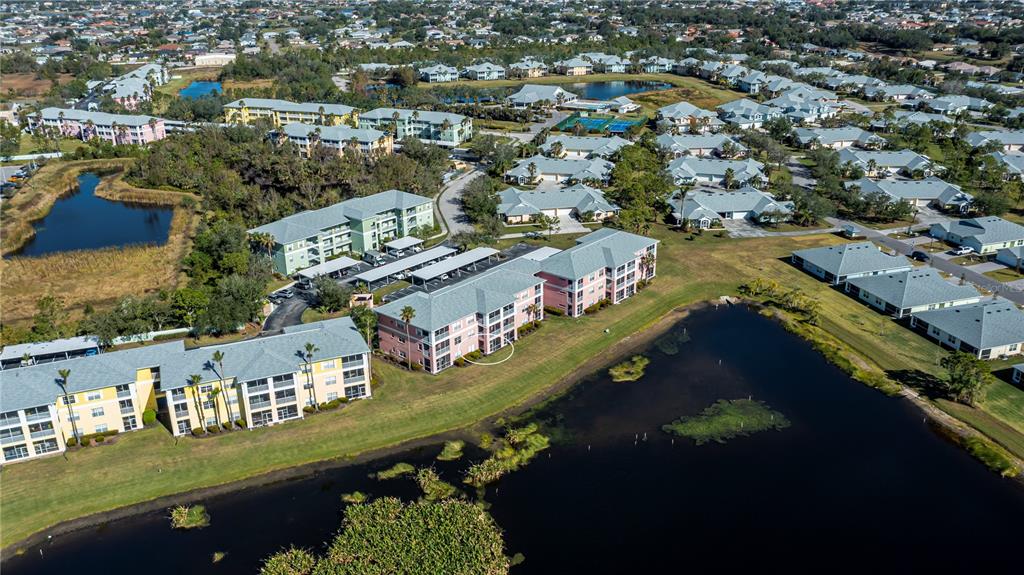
<box><xmin>223</xmin><ymin>98</ymin><xmax>357</xmax><ymax>127</ymax></box>
<box><xmin>0</xmin><ymin>317</ymin><xmax>371</xmax><ymax>464</ymax></box>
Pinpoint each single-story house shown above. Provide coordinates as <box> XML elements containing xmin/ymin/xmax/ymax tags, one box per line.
<box><xmin>995</xmin><ymin>246</ymin><xmax>1024</xmax><ymax>270</ymax></box>
<box><xmin>667</xmin><ymin>157</ymin><xmax>765</xmax><ymax>187</ymax></box>
<box><xmin>870</xmin><ymin>110</ymin><xmax>953</xmax><ymax>131</ymax></box>
<box><xmin>966</xmin><ymin>130</ymin><xmax>1024</xmax><ymax>152</ymax></box>
<box><xmin>672</xmin><ymin>187</ymin><xmax>793</xmax><ymax>228</ymax></box>
<box><xmin>656</xmin><ymin>101</ymin><xmax>723</xmax><ymax>133</ymax></box>
<box><xmin>989</xmin><ymin>151</ymin><xmax>1024</xmax><ymax>180</ymax></box>
<box><xmin>863</xmin><ymin>84</ymin><xmax>935</xmax><ymax>101</ymax></box>
<box><xmin>922</xmin><ymin>95</ymin><xmax>993</xmax><ymax>115</ymax></box>
<box><xmin>848</xmin><ymin>177</ymin><xmax>973</xmax><ymax>211</ymax></box>
<box><xmin>541</xmin><ymin>135</ymin><xmax>630</xmax><ymax>159</ymax></box>
<box><xmin>506</xmin><ymin>85</ymin><xmax>578</xmax><ymax>109</ymax></box>
<box><xmin>793</xmin><ymin>126</ymin><xmax>886</xmax><ymax>149</ymax></box>
<box><xmin>497</xmin><ymin>183</ymin><xmax>619</xmax><ymax>223</ymax></box>
<box><xmin>929</xmin><ymin>216</ymin><xmax>1024</xmax><ymax>255</ymax></box>
<box><xmin>504</xmin><ymin>155</ymin><xmax>614</xmax><ymax>185</ymax></box>
<box><xmin>655</xmin><ymin>133</ymin><xmax>746</xmax><ymax>158</ymax></box>
<box><xmin>716</xmin><ymin>98</ymin><xmax>783</xmax><ymax>130</ymax></box>
<box><xmin>910</xmin><ymin>300</ymin><xmax>1024</xmax><ymax>359</ymax></box>
<box><xmin>580</xmin><ymin>53</ymin><xmax>628</xmax><ymax>73</ymax></box>
<box><xmin>845</xmin><ymin>268</ymin><xmax>982</xmax><ymax>318</ymax></box>
<box><xmin>791</xmin><ymin>241</ymin><xmax>913</xmax><ymax>285</ymax></box>
<box><xmin>837</xmin><ymin>148</ymin><xmax>935</xmax><ymax>177</ymax></box>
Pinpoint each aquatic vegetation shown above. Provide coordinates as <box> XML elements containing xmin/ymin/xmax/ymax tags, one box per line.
<box><xmin>260</xmin><ymin>498</ymin><xmax>509</xmax><ymax>575</ymax></box>
<box><xmin>211</xmin><ymin>551</ymin><xmax>227</xmax><ymax>564</ymax></box>
<box><xmin>962</xmin><ymin>437</ymin><xmax>1020</xmax><ymax>477</ymax></box>
<box><xmin>437</xmin><ymin>440</ymin><xmax>465</xmax><ymax>461</ymax></box>
<box><xmin>416</xmin><ymin>467</ymin><xmax>459</xmax><ymax>501</ymax></box>
<box><xmin>609</xmin><ymin>355</ymin><xmax>650</xmax><ymax>382</ymax></box>
<box><xmin>341</xmin><ymin>491</ymin><xmax>369</xmax><ymax>504</ymax></box>
<box><xmin>654</xmin><ymin>330</ymin><xmax>691</xmax><ymax>356</ymax></box>
<box><xmin>169</xmin><ymin>504</ymin><xmax>209</xmax><ymax>529</ymax></box>
<box><xmin>662</xmin><ymin>399</ymin><xmax>791</xmax><ymax>445</ymax></box>
<box><xmin>464</xmin><ymin>423</ymin><xmax>550</xmax><ymax>488</ymax></box>
<box><xmin>374</xmin><ymin>462</ymin><xmax>415</xmax><ymax>480</ymax></box>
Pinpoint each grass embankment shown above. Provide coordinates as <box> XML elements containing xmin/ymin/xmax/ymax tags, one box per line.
<box><xmin>0</xmin><ymin>161</ymin><xmax>199</xmax><ymax>327</ymax></box>
<box><xmin>3</xmin><ymin>226</ymin><xmax>1024</xmax><ymax>547</ymax></box>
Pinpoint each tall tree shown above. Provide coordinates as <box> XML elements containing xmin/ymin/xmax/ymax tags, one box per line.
<box><xmin>57</xmin><ymin>368</ymin><xmax>80</xmax><ymax>441</ymax></box>
<box><xmin>939</xmin><ymin>351</ymin><xmax>992</xmax><ymax>406</ymax></box>
<box><xmin>400</xmin><ymin>305</ymin><xmax>417</xmax><ymax>370</ymax></box>
<box><xmin>303</xmin><ymin>342</ymin><xmax>320</xmax><ymax>409</ymax></box>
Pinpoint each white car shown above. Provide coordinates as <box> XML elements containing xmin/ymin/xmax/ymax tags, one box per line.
<box><xmin>951</xmin><ymin>246</ymin><xmax>974</xmax><ymax>256</ymax></box>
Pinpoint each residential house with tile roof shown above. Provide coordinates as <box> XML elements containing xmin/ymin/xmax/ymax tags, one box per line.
<box><xmin>837</xmin><ymin>148</ymin><xmax>936</xmax><ymax>177</ymax></box>
<box><xmin>656</xmin><ymin>101</ymin><xmax>723</xmax><ymax>133</ymax></box>
<box><xmin>655</xmin><ymin>133</ymin><xmax>747</xmax><ymax>158</ymax></box>
<box><xmin>794</xmin><ymin>126</ymin><xmax>886</xmax><ymax>149</ymax></box>
<box><xmin>540</xmin><ymin>135</ymin><xmax>630</xmax><ymax>159</ymax></box>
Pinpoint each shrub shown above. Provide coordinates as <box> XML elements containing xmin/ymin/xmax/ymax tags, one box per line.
<box><xmin>454</xmin><ymin>357</ymin><xmax>466</xmax><ymax>367</ymax></box>
<box><xmin>465</xmin><ymin>350</ymin><xmax>483</xmax><ymax>362</ymax></box>
<box><xmin>543</xmin><ymin>305</ymin><xmax>564</xmax><ymax>316</ymax></box>
<box><xmin>222</xmin><ymin>422</ymin><xmax>233</xmax><ymax>431</ymax></box>
<box><xmin>235</xmin><ymin>418</ymin><xmax>246</xmax><ymax>428</ymax></box>
<box><xmin>192</xmin><ymin>428</ymin><xmax>206</xmax><ymax>437</ymax></box>
<box><xmin>206</xmin><ymin>425</ymin><xmax>220</xmax><ymax>434</ymax></box>
<box><xmin>339</xmin><ymin>396</ymin><xmax>349</xmax><ymax>403</ymax></box>
<box><xmin>142</xmin><ymin>409</ymin><xmax>157</xmax><ymax>425</ymax></box>
<box><xmin>411</xmin><ymin>363</ymin><xmax>424</xmax><ymax>371</ymax></box>
<box><xmin>95</xmin><ymin>435</ymin><xmax>106</xmax><ymax>443</ymax></box>
<box><xmin>170</xmin><ymin>504</ymin><xmax>210</xmax><ymax>529</ymax></box>
<box><xmin>303</xmin><ymin>405</ymin><xmax>316</xmax><ymax>414</ymax></box>
<box><xmin>65</xmin><ymin>437</ymin><xmax>78</xmax><ymax>447</ymax></box>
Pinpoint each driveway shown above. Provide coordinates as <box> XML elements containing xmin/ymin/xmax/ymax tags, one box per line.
<box><xmin>263</xmin><ymin>293</ymin><xmax>311</xmax><ymax>333</ymax></box>
<box><xmin>480</xmin><ymin>110</ymin><xmax>569</xmax><ymax>143</ymax></box>
<box><xmin>964</xmin><ymin>261</ymin><xmax>1007</xmax><ymax>274</ymax></box>
<box><xmin>436</xmin><ymin>168</ymin><xmax>484</xmax><ymax>236</ymax></box>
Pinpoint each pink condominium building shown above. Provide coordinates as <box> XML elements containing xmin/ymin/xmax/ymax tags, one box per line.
<box><xmin>374</xmin><ymin>260</ymin><xmax>545</xmax><ymax>374</ymax></box>
<box><xmin>35</xmin><ymin>108</ymin><xmax>167</xmax><ymax>145</ymax></box>
<box><xmin>535</xmin><ymin>228</ymin><xmax>658</xmax><ymax>317</ymax></box>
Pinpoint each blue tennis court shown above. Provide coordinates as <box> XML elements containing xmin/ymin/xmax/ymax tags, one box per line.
<box><xmin>607</xmin><ymin>119</ymin><xmax>642</xmax><ymax>133</ymax></box>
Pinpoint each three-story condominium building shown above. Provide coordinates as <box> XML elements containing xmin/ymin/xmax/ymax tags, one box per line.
<box><xmin>0</xmin><ymin>318</ymin><xmax>370</xmax><ymax>464</ymax></box>
<box><xmin>278</xmin><ymin>123</ymin><xmax>394</xmax><ymax>157</ymax></box>
<box><xmin>531</xmin><ymin>228</ymin><xmax>658</xmax><ymax>317</ymax></box>
<box><xmin>34</xmin><ymin>108</ymin><xmax>166</xmax><ymax>145</ymax></box>
<box><xmin>223</xmin><ymin>98</ymin><xmax>357</xmax><ymax>127</ymax></box>
<box><xmin>375</xmin><ymin>261</ymin><xmax>545</xmax><ymax>374</ymax></box>
<box><xmin>249</xmin><ymin>190</ymin><xmax>434</xmax><ymax>275</ymax></box>
<box><xmin>357</xmin><ymin>108</ymin><xmax>472</xmax><ymax>147</ymax></box>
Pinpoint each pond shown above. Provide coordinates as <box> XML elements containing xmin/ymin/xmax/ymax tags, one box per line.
<box><xmin>5</xmin><ymin>306</ymin><xmax>1024</xmax><ymax>573</ymax></box>
<box><xmin>569</xmin><ymin>80</ymin><xmax>672</xmax><ymax>100</ymax></box>
<box><xmin>8</xmin><ymin>173</ymin><xmax>173</xmax><ymax>258</ymax></box>
<box><xmin>179</xmin><ymin>81</ymin><xmax>222</xmax><ymax>99</ymax></box>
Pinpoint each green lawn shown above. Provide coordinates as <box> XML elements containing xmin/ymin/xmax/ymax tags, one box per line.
<box><xmin>3</xmin><ymin>226</ymin><xmax>1023</xmax><ymax>547</ymax></box>
<box><xmin>984</xmin><ymin>267</ymin><xmax>1023</xmax><ymax>283</ymax></box>
<box><xmin>14</xmin><ymin>134</ymin><xmax>87</xmax><ymax>156</ymax></box>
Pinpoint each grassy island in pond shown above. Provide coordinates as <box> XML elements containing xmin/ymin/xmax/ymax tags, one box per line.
<box><xmin>609</xmin><ymin>355</ymin><xmax>651</xmax><ymax>382</ymax></box>
<box><xmin>437</xmin><ymin>439</ymin><xmax>466</xmax><ymax>461</ymax></box>
<box><xmin>375</xmin><ymin>462</ymin><xmax>415</xmax><ymax>480</ymax></box>
<box><xmin>663</xmin><ymin>399</ymin><xmax>791</xmax><ymax>445</ymax></box>
<box><xmin>169</xmin><ymin>504</ymin><xmax>209</xmax><ymax>529</ymax></box>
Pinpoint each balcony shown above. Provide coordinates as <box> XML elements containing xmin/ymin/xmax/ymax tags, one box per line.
<box><xmin>343</xmin><ymin>375</ymin><xmax>366</xmax><ymax>385</ymax></box>
<box><xmin>250</xmin><ymin>400</ymin><xmax>271</xmax><ymax>410</ymax></box>
<box><xmin>24</xmin><ymin>411</ymin><xmax>51</xmax><ymax>423</ymax></box>
<box><xmin>117</xmin><ymin>389</ymin><xmax>132</xmax><ymax>399</ymax></box>
<box><xmin>30</xmin><ymin>428</ymin><xmax>55</xmax><ymax>440</ymax></box>
<box><xmin>1</xmin><ymin>434</ymin><xmax>26</xmax><ymax>446</ymax></box>
<box><xmin>120</xmin><ymin>407</ymin><xmax>135</xmax><ymax>415</ymax></box>
<box><xmin>247</xmin><ymin>383</ymin><xmax>269</xmax><ymax>394</ymax></box>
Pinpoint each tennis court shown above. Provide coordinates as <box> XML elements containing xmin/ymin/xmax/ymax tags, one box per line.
<box><xmin>607</xmin><ymin>119</ymin><xmax>642</xmax><ymax>133</ymax></box>
<box><xmin>556</xmin><ymin>113</ymin><xmax>641</xmax><ymax>134</ymax></box>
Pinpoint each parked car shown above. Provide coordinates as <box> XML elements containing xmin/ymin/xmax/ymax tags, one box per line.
<box><xmin>911</xmin><ymin>250</ymin><xmax>929</xmax><ymax>262</ymax></box>
<box><xmin>362</xmin><ymin>250</ymin><xmax>385</xmax><ymax>265</ymax></box>
<box><xmin>274</xmin><ymin>288</ymin><xmax>295</xmax><ymax>299</ymax></box>
<box><xmin>525</xmin><ymin>231</ymin><xmax>542</xmax><ymax>239</ymax></box>
<box><xmin>951</xmin><ymin>246</ymin><xmax>974</xmax><ymax>256</ymax></box>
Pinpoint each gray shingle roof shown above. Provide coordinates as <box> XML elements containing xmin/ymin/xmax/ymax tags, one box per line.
<box><xmin>793</xmin><ymin>241</ymin><xmax>912</xmax><ymax>277</ymax></box>
<box><xmin>41</xmin><ymin>107</ymin><xmax>159</xmax><ymax>128</ymax></box>
<box><xmin>540</xmin><ymin>135</ymin><xmax>629</xmax><ymax>158</ymax></box>
<box><xmin>932</xmin><ymin>216</ymin><xmax>1024</xmax><ymax>246</ymax></box>
<box><xmin>847</xmin><ymin>268</ymin><xmax>981</xmax><ymax>309</ymax></box>
<box><xmin>913</xmin><ymin>300</ymin><xmax>1024</xmax><ymax>350</ymax></box>
<box><xmin>497</xmin><ymin>184</ymin><xmax>618</xmax><ymax>217</ymax></box>
<box><xmin>223</xmin><ymin>98</ymin><xmax>355</xmax><ymax>117</ymax></box>
<box><xmin>281</xmin><ymin>123</ymin><xmax>386</xmax><ymax>145</ymax></box>
<box><xmin>538</xmin><ymin>228</ymin><xmax>657</xmax><ymax>280</ymax></box>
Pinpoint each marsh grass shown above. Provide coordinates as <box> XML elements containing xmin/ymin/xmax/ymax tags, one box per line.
<box><xmin>341</xmin><ymin>491</ymin><xmax>369</xmax><ymax>504</ymax></box>
<box><xmin>374</xmin><ymin>462</ymin><xmax>415</xmax><ymax>480</ymax></box>
<box><xmin>608</xmin><ymin>355</ymin><xmax>650</xmax><ymax>382</ymax></box>
<box><xmin>654</xmin><ymin>330</ymin><xmax>691</xmax><ymax>356</ymax></box>
<box><xmin>464</xmin><ymin>424</ymin><xmax>549</xmax><ymax>488</ymax></box>
<box><xmin>962</xmin><ymin>436</ymin><xmax>1020</xmax><ymax>477</ymax></box>
<box><xmin>415</xmin><ymin>467</ymin><xmax>459</xmax><ymax>501</ymax></box>
<box><xmin>436</xmin><ymin>440</ymin><xmax>465</xmax><ymax>461</ymax></box>
<box><xmin>169</xmin><ymin>504</ymin><xmax>209</xmax><ymax>529</ymax></box>
<box><xmin>662</xmin><ymin>399</ymin><xmax>791</xmax><ymax>445</ymax></box>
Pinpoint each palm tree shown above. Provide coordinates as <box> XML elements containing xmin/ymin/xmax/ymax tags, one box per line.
<box><xmin>188</xmin><ymin>374</ymin><xmax>207</xmax><ymax>431</ymax></box>
<box><xmin>208</xmin><ymin>388</ymin><xmax>223</xmax><ymax>428</ymax></box>
<box><xmin>640</xmin><ymin>252</ymin><xmax>656</xmax><ymax>280</ymax></box>
<box><xmin>57</xmin><ymin>369</ymin><xmax>80</xmax><ymax>442</ymax></box>
<box><xmin>400</xmin><ymin>306</ymin><xmax>416</xmax><ymax>370</ymax></box>
<box><xmin>249</xmin><ymin>232</ymin><xmax>276</xmax><ymax>257</ymax></box>
<box><xmin>723</xmin><ymin>168</ymin><xmax>736</xmax><ymax>190</ymax></box>
<box><xmin>303</xmin><ymin>343</ymin><xmax>320</xmax><ymax>409</ymax></box>
<box><xmin>211</xmin><ymin>350</ymin><xmax>234</xmax><ymax>424</ymax></box>
<box><xmin>526</xmin><ymin>303</ymin><xmax>540</xmax><ymax>321</ymax></box>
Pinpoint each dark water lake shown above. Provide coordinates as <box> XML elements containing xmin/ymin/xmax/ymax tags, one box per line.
<box><xmin>6</xmin><ymin>306</ymin><xmax>1024</xmax><ymax>573</ymax></box>
<box><xmin>570</xmin><ymin>80</ymin><xmax>672</xmax><ymax>100</ymax></box>
<box><xmin>179</xmin><ymin>81</ymin><xmax>222</xmax><ymax>99</ymax></box>
<box><xmin>9</xmin><ymin>173</ymin><xmax>173</xmax><ymax>258</ymax></box>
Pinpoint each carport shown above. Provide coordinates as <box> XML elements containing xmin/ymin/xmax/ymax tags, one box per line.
<box><xmin>384</xmin><ymin>236</ymin><xmax>423</xmax><ymax>255</ymax></box>
<box><xmin>352</xmin><ymin>246</ymin><xmax>457</xmax><ymax>288</ymax></box>
<box><xmin>296</xmin><ymin>256</ymin><xmax>361</xmax><ymax>285</ymax></box>
<box><xmin>410</xmin><ymin>247</ymin><xmax>498</xmax><ymax>288</ymax></box>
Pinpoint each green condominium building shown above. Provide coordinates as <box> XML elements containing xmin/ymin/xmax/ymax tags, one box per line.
<box><xmin>249</xmin><ymin>190</ymin><xmax>434</xmax><ymax>275</ymax></box>
<box><xmin>358</xmin><ymin>108</ymin><xmax>472</xmax><ymax>148</ymax></box>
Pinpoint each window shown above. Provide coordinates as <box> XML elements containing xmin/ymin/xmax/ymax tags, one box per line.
<box><xmin>202</xmin><ymin>400</ymin><xmax>215</xmax><ymax>411</ymax></box>
<box><xmin>3</xmin><ymin>445</ymin><xmax>30</xmax><ymax>460</ymax></box>
<box><xmin>86</xmin><ymin>392</ymin><xmax>102</xmax><ymax>401</ymax></box>
<box><xmin>326</xmin><ymin>392</ymin><xmax>339</xmax><ymax>402</ymax></box>
<box><xmin>343</xmin><ymin>368</ymin><xmax>366</xmax><ymax>383</ymax></box>
<box><xmin>91</xmin><ymin>407</ymin><xmax>105</xmax><ymax>418</ymax></box>
<box><xmin>252</xmin><ymin>411</ymin><xmax>273</xmax><ymax>427</ymax></box>
<box><xmin>320</xmin><ymin>360</ymin><xmax>336</xmax><ymax>370</ymax></box>
<box><xmin>119</xmin><ymin>399</ymin><xmax>134</xmax><ymax>414</ymax></box>
<box><xmin>205</xmin><ymin>416</ymin><xmax>218</xmax><ymax>427</ymax></box>
<box><xmin>62</xmin><ymin>395</ymin><xmax>76</xmax><ymax>405</ymax></box>
<box><xmin>325</xmin><ymin>376</ymin><xmax>337</xmax><ymax>386</ymax></box>
<box><xmin>0</xmin><ymin>427</ymin><xmax>25</xmax><ymax>443</ymax></box>
<box><xmin>277</xmin><ymin>405</ymin><xmax>299</xmax><ymax>420</ymax></box>
<box><xmin>173</xmin><ymin>403</ymin><xmax>189</xmax><ymax>418</ymax></box>
<box><xmin>177</xmin><ymin>421</ymin><xmax>192</xmax><ymax>435</ymax></box>
<box><xmin>274</xmin><ymin>389</ymin><xmax>297</xmax><ymax>403</ymax></box>
<box><xmin>94</xmin><ymin>424</ymin><xmax>108</xmax><ymax>434</ymax></box>
<box><xmin>454</xmin><ymin>336</ymin><xmax>462</xmax><ymax>345</ymax></box>
<box><xmin>344</xmin><ymin>385</ymin><xmax>367</xmax><ymax>400</ymax></box>
<box><xmin>33</xmin><ymin>439</ymin><xmax>59</xmax><ymax>455</ymax></box>
<box><xmin>342</xmin><ymin>354</ymin><xmax>364</xmax><ymax>365</ymax></box>
<box><xmin>200</xmin><ymin>384</ymin><xmax>213</xmax><ymax>393</ymax></box>
<box><xmin>122</xmin><ymin>416</ymin><xmax>138</xmax><ymax>431</ymax></box>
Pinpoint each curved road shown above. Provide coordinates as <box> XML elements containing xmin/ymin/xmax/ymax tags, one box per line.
<box><xmin>437</xmin><ymin>167</ymin><xmax>484</xmax><ymax>236</ymax></box>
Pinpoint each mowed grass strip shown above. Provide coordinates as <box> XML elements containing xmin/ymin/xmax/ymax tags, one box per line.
<box><xmin>3</xmin><ymin>226</ymin><xmax>1023</xmax><ymax>546</ymax></box>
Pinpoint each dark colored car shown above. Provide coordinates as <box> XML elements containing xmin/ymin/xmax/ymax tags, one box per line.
<box><xmin>911</xmin><ymin>250</ymin><xmax>929</xmax><ymax>262</ymax></box>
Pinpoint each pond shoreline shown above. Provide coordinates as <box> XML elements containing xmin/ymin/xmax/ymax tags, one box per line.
<box><xmin>0</xmin><ymin>301</ymin><xmax>703</xmax><ymax>558</ymax></box>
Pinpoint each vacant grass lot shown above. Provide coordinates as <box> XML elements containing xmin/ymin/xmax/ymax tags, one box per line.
<box><xmin>3</xmin><ymin>225</ymin><xmax>1022</xmax><ymax>547</ymax></box>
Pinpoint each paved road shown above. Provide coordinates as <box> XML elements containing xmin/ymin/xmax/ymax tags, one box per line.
<box><xmin>437</xmin><ymin>167</ymin><xmax>484</xmax><ymax>235</ymax></box>
<box><xmin>785</xmin><ymin>156</ymin><xmax>816</xmax><ymax>190</ymax></box>
<box><xmin>828</xmin><ymin>217</ymin><xmax>1024</xmax><ymax>305</ymax></box>
<box><xmin>262</xmin><ymin>292</ymin><xmax>312</xmax><ymax>333</ymax></box>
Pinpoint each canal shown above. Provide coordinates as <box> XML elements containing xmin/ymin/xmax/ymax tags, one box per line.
<box><xmin>8</xmin><ymin>173</ymin><xmax>173</xmax><ymax>258</ymax></box>
<box><xmin>5</xmin><ymin>306</ymin><xmax>1023</xmax><ymax>573</ymax></box>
